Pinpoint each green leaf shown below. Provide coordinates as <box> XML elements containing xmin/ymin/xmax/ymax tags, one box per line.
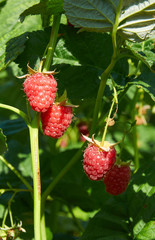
<box><xmin>0</xmin><ymin>0</ymin><xmax>39</xmax><ymax>38</ymax></box>
<box><xmin>136</xmin><ymin>221</ymin><xmax>155</xmax><ymax>240</ymax></box>
<box><xmin>127</xmin><ymin>161</ymin><xmax>155</xmax><ymax>239</ymax></box>
<box><xmin>111</xmin><ymin>64</ymin><xmax>155</xmax><ymax>102</ymax></box>
<box><xmin>0</xmin><ymin>128</ymin><xmax>8</xmax><ymax>155</ymax></box>
<box><xmin>118</xmin><ymin>1</ymin><xmax>155</xmax><ymax>42</ymax></box>
<box><xmin>130</xmin><ymin>66</ymin><xmax>155</xmax><ymax>101</ymax></box>
<box><xmin>15</xmin><ymin>26</ymin><xmax>114</xmax><ymax>103</ymax></box>
<box><xmin>80</xmin><ymin>204</ymin><xmax>130</xmax><ymax>240</ymax></box>
<box><xmin>125</xmin><ymin>39</ymin><xmax>155</xmax><ymax>72</ymax></box>
<box><xmin>63</xmin><ymin>0</ymin><xmax>155</xmax><ymax>42</ymax></box>
<box><xmin>0</xmin><ymin>30</ymin><xmax>28</xmax><ymax>71</ymax></box>
<box><xmin>0</xmin><ymin>0</ymin><xmax>42</xmax><ymax>71</ymax></box>
<box><xmin>56</xmin><ymin>65</ymin><xmax>99</xmax><ymax>104</ymax></box>
<box><xmin>19</xmin><ymin>0</ymin><xmax>64</xmax><ymax>23</ymax></box>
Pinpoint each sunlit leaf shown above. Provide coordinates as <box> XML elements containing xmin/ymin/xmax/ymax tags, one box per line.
<box><xmin>63</xmin><ymin>0</ymin><xmax>155</xmax><ymax>41</ymax></box>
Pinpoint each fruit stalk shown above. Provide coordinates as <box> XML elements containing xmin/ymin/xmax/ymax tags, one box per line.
<box><xmin>28</xmin><ymin>113</ymin><xmax>41</xmax><ymax>240</ymax></box>
<box><xmin>101</xmin><ymin>94</ymin><xmax>116</xmax><ymax>146</ymax></box>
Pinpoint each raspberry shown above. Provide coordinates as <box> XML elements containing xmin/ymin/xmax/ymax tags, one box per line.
<box><xmin>24</xmin><ymin>73</ymin><xmax>57</xmax><ymax>112</ymax></box>
<box><xmin>41</xmin><ymin>104</ymin><xmax>73</xmax><ymax>138</ymax></box>
<box><xmin>83</xmin><ymin>144</ymin><xmax>116</xmax><ymax>181</ymax></box>
<box><xmin>103</xmin><ymin>165</ymin><xmax>131</xmax><ymax>195</ymax></box>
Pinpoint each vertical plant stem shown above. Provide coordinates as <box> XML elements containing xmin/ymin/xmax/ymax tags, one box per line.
<box><xmin>28</xmin><ymin>113</ymin><xmax>41</xmax><ymax>240</ymax></box>
<box><xmin>42</xmin><ymin>14</ymin><xmax>61</xmax><ymax>72</ymax></box>
<box><xmin>90</xmin><ymin>56</ymin><xmax>117</xmax><ymax>135</ymax></box>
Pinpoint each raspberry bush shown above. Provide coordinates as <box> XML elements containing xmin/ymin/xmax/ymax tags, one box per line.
<box><xmin>0</xmin><ymin>1</ymin><xmax>155</xmax><ymax>240</ymax></box>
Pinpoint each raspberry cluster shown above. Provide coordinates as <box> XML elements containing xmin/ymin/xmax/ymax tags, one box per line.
<box><xmin>23</xmin><ymin>71</ymin><xmax>73</xmax><ymax>138</ymax></box>
<box><xmin>83</xmin><ymin>142</ymin><xmax>130</xmax><ymax>195</ymax></box>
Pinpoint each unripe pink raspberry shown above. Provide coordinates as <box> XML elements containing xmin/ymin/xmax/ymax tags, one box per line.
<box><xmin>41</xmin><ymin>104</ymin><xmax>73</xmax><ymax>138</ymax></box>
<box><xmin>83</xmin><ymin>144</ymin><xmax>116</xmax><ymax>181</ymax></box>
<box><xmin>24</xmin><ymin>73</ymin><xmax>57</xmax><ymax>112</ymax></box>
<box><xmin>103</xmin><ymin>164</ymin><xmax>131</xmax><ymax>195</ymax></box>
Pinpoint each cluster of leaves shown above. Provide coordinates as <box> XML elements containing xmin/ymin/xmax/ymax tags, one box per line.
<box><xmin>0</xmin><ymin>0</ymin><xmax>155</xmax><ymax>239</ymax></box>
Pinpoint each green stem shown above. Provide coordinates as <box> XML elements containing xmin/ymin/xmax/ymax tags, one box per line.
<box><xmin>0</xmin><ymin>156</ymin><xmax>32</xmax><ymax>191</ymax></box>
<box><xmin>112</xmin><ymin>0</ymin><xmax>123</xmax><ymax>57</ymax></box>
<box><xmin>0</xmin><ymin>103</ymin><xmax>29</xmax><ymax>125</ymax></box>
<box><xmin>90</xmin><ymin>2</ymin><xmax>122</xmax><ymax>135</ymax></box>
<box><xmin>0</xmin><ymin>188</ymin><xmax>31</xmax><ymax>193</ymax></box>
<box><xmin>68</xmin><ymin>205</ymin><xmax>84</xmax><ymax>233</ymax></box>
<box><xmin>28</xmin><ymin>113</ymin><xmax>41</xmax><ymax>240</ymax></box>
<box><xmin>2</xmin><ymin>192</ymin><xmax>16</xmax><ymax>227</ymax></box>
<box><xmin>90</xmin><ymin>55</ymin><xmax>117</xmax><ymax>136</ymax></box>
<box><xmin>42</xmin><ymin>14</ymin><xmax>61</xmax><ymax>72</ymax></box>
<box><xmin>101</xmin><ymin>98</ymin><xmax>115</xmax><ymax>146</ymax></box>
<box><xmin>2</xmin><ymin>207</ymin><xmax>9</xmax><ymax>227</ymax></box>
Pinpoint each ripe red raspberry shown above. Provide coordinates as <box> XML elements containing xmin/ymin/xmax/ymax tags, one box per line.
<box><xmin>83</xmin><ymin>144</ymin><xmax>116</xmax><ymax>181</ymax></box>
<box><xmin>41</xmin><ymin>104</ymin><xmax>73</xmax><ymax>138</ymax></box>
<box><xmin>103</xmin><ymin>164</ymin><xmax>131</xmax><ymax>195</ymax></box>
<box><xmin>24</xmin><ymin>73</ymin><xmax>57</xmax><ymax>112</ymax></box>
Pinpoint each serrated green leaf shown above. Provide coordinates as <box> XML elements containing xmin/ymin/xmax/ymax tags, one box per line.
<box><xmin>0</xmin><ymin>128</ymin><xmax>8</xmax><ymax>155</ymax></box>
<box><xmin>63</xmin><ymin>0</ymin><xmax>155</xmax><ymax>42</ymax></box>
<box><xmin>63</xmin><ymin>0</ymin><xmax>116</xmax><ymax>31</ymax></box>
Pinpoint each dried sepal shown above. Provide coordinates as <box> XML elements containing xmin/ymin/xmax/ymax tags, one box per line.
<box><xmin>82</xmin><ymin>134</ymin><xmax>120</xmax><ymax>152</ymax></box>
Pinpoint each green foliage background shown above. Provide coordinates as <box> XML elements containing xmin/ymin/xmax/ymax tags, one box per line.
<box><xmin>0</xmin><ymin>0</ymin><xmax>155</xmax><ymax>239</ymax></box>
